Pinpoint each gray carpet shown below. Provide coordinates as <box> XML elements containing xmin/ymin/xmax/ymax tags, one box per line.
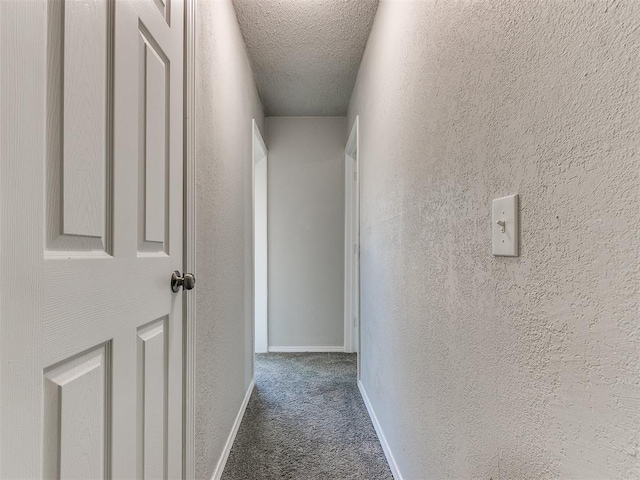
<box><xmin>221</xmin><ymin>353</ymin><xmax>393</xmax><ymax>480</ymax></box>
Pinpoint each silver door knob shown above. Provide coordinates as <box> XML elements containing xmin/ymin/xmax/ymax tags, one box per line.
<box><xmin>171</xmin><ymin>271</ymin><xmax>196</xmax><ymax>292</ymax></box>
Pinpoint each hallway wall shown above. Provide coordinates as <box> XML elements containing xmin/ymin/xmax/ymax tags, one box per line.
<box><xmin>348</xmin><ymin>1</ymin><xmax>640</xmax><ymax>479</ymax></box>
<box><xmin>195</xmin><ymin>1</ymin><xmax>264</xmax><ymax>477</ymax></box>
<box><xmin>266</xmin><ymin>117</ymin><xmax>346</xmax><ymax>349</ymax></box>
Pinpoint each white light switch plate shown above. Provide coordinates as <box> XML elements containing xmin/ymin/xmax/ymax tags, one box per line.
<box><xmin>492</xmin><ymin>194</ymin><xmax>519</xmax><ymax>256</ymax></box>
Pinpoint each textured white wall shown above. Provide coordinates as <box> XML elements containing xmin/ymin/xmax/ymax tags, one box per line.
<box><xmin>348</xmin><ymin>1</ymin><xmax>640</xmax><ymax>478</ymax></box>
<box><xmin>266</xmin><ymin>117</ymin><xmax>346</xmax><ymax>348</ymax></box>
<box><xmin>195</xmin><ymin>1</ymin><xmax>264</xmax><ymax>478</ymax></box>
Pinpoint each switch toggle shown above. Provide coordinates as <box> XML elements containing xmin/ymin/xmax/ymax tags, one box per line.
<box><xmin>492</xmin><ymin>194</ymin><xmax>519</xmax><ymax>256</ymax></box>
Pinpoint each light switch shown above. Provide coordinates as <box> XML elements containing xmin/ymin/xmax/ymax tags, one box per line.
<box><xmin>492</xmin><ymin>194</ymin><xmax>519</xmax><ymax>256</ymax></box>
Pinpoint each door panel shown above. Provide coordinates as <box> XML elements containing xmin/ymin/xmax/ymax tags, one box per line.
<box><xmin>153</xmin><ymin>0</ymin><xmax>170</xmax><ymax>22</ymax></box>
<box><xmin>139</xmin><ymin>26</ymin><xmax>169</xmax><ymax>251</ymax></box>
<box><xmin>43</xmin><ymin>344</ymin><xmax>110</xmax><ymax>479</ymax></box>
<box><xmin>45</xmin><ymin>0</ymin><xmax>114</xmax><ymax>255</ymax></box>
<box><xmin>61</xmin><ymin>0</ymin><xmax>109</xmax><ymax>239</ymax></box>
<box><xmin>0</xmin><ymin>0</ymin><xmax>185</xmax><ymax>477</ymax></box>
<box><xmin>137</xmin><ymin>317</ymin><xmax>168</xmax><ymax>479</ymax></box>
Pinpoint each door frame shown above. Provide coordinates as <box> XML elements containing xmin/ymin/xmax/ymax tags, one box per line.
<box><xmin>252</xmin><ymin>120</ymin><xmax>269</xmax><ymax>354</ymax></box>
<box><xmin>344</xmin><ymin>116</ymin><xmax>360</xmax><ymax>374</ymax></box>
<box><xmin>184</xmin><ymin>0</ymin><xmax>197</xmax><ymax>477</ymax></box>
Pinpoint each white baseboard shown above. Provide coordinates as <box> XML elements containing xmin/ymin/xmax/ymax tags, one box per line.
<box><xmin>267</xmin><ymin>346</ymin><xmax>345</xmax><ymax>352</ymax></box>
<box><xmin>358</xmin><ymin>380</ymin><xmax>403</xmax><ymax>480</ymax></box>
<box><xmin>211</xmin><ymin>379</ymin><xmax>255</xmax><ymax>480</ymax></box>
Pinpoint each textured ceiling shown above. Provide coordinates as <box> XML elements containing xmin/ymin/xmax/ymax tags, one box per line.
<box><xmin>232</xmin><ymin>0</ymin><xmax>378</xmax><ymax>116</ymax></box>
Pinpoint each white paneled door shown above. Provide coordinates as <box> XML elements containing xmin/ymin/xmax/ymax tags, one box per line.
<box><xmin>0</xmin><ymin>0</ymin><xmax>186</xmax><ymax>478</ymax></box>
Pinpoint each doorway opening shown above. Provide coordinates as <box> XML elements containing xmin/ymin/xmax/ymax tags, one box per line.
<box><xmin>344</xmin><ymin>116</ymin><xmax>360</xmax><ymax>377</ymax></box>
<box><xmin>253</xmin><ymin>119</ymin><xmax>269</xmax><ymax>354</ymax></box>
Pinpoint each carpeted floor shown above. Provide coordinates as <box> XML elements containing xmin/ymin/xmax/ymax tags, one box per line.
<box><xmin>221</xmin><ymin>353</ymin><xmax>393</xmax><ymax>480</ymax></box>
